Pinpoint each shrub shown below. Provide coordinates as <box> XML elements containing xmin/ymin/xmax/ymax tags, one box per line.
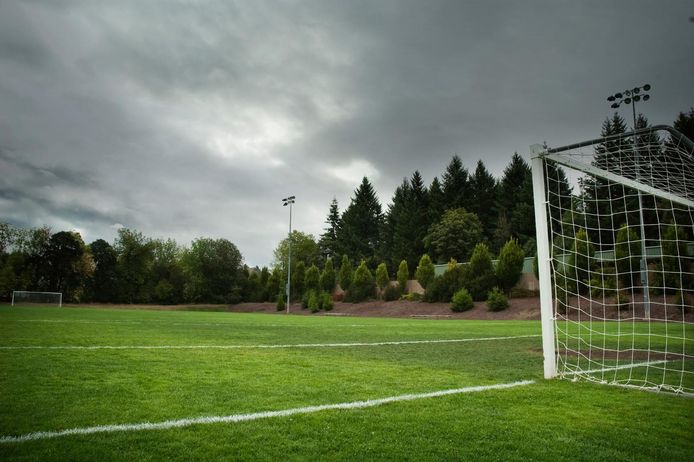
<box><xmin>292</xmin><ymin>261</ymin><xmax>305</xmax><ymax>301</ymax></box>
<box><xmin>308</xmin><ymin>291</ymin><xmax>320</xmax><ymax>313</ymax></box>
<box><xmin>425</xmin><ymin>261</ymin><xmax>464</xmax><ymax>302</ymax></box>
<box><xmin>403</xmin><ymin>292</ymin><xmax>423</xmax><ymax>302</ymax></box>
<box><xmin>616</xmin><ymin>290</ymin><xmax>631</xmax><ymax>311</ymax></box>
<box><xmin>276</xmin><ymin>294</ymin><xmax>286</xmax><ymax>311</ymax></box>
<box><xmin>415</xmin><ymin>254</ymin><xmax>435</xmax><ymax>291</ymax></box>
<box><xmin>320</xmin><ymin>292</ymin><xmax>333</xmax><ymax>311</ymax></box>
<box><xmin>320</xmin><ymin>259</ymin><xmax>336</xmax><ymax>293</ymax></box>
<box><xmin>375</xmin><ymin>262</ymin><xmax>390</xmax><ymax>296</ymax></box>
<box><xmin>496</xmin><ymin>238</ymin><xmax>525</xmax><ymax>294</ymax></box>
<box><xmin>347</xmin><ymin>261</ymin><xmax>376</xmax><ymax>302</ymax></box>
<box><xmin>486</xmin><ymin>287</ymin><xmax>509</xmax><ymax>311</ymax></box>
<box><xmin>397</xmin><ymin>260</ymin><xmax>409</xmax><ymax>293</ymax></box>
<box><xmin>304</xmin><ymin>264</ymin><xmax>321</xmax><ymax>294</ymax></box>
<box><xmin>338</xmin><ymin>255</ymin><xmax>353</xmax><ymax>291</ymax></box>
<box><xmin>451</xmin><ymin>288</ymin><xmax>473</xmax><ymax>312</ymax></box>
<box><xmin>464</xmin><ymin>243</ymin><xmax>496</xmax><ymax>301</ymax></box>
<box><xmin>383</xmin><ymin>284</ymin><xmax>402</xmax><ymax>301</ymax></box>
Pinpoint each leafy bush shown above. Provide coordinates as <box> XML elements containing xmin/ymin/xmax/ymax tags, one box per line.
<box><xmin>486</xmin><ymin>287</ymin><xmax>509</xmax><ymax>311</ymax></box>
<box><xmin>375</xmin><ymin>262</ymin><xmax>390</xmax><ymax>296</ymax></box>
<box><xmin>308</xmin><ymin>291</ymin><xmax>320</xmax><ymax>313</ymax></box>
<box><xmin>464</xmin><ymin>243</ymin><xmax>496</xmax><ymax>301</ymax></box>
<box><xmin>320</xmin><ymin>258</ymin><xmax>336</xmax><ymax>293</ymax></box>
<box><xmin>451</xmin><ymin>288</ymin><xmax>473</xmax><ymax>312</ymax></box>
<box><xmin>276</xmin><ymin>294</ymin><xmax>286</xmax><ymax>311</ymax></box>
<box><xmin>425</xmin><ymin>261</ymin><xmax>464</xmax><ymax>302</ymax></box>
<box><xmin>304</xmin><ymin>264</ymin><xmax>321</xmax><ymax>294</ymax></box>
<box><xmin>383</xmin><ymin>284</ymin><xmax>402</xmax><ymax>301</ymax></box>
<box><xmin>403</xmin><ymin>292</ymin><xmax>423</xmax><ymax>301</ymax></box>
<box><xmin>346</xmin><ymin>261</ymin><xmax>376</xmax><ymax>302</ymax></box>
<box><xmin>320</xmin><ymin>292</ymin><xmax>333</xmax><ymax>311</ymax></box>
<box><xmin>496</xmin><ymin>238</ymin><xmax>525</xmax><ymax>294</ymax></box>
<box><xmin>397</xmin><ymin>260</ymin><xmax>409</xmax><ymax>293</ymax></box>
<box><xmin>338</xmin><ymin>255</ymin><xmax>353</xmax><ymax>291</ymax></box>
<box><xmin>415</xmin><ymin>254</ymin><xmax>435</xmax><ymax>291</ymax></box>
<box><xmin>616</xmin><ymin>290</ymin><xmax>631</xmax><ymax>311</ymax></box>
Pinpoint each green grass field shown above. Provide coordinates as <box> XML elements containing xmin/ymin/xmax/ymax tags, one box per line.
<box><xmin>1</xmin><ymin>305</ymin><xmax>692</xmax><ymax>461</ymax></box>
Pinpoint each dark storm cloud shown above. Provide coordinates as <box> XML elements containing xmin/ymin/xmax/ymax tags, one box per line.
<box><xmin>1</xmin><ymin>0</ymin><xmax>693</xmax><ymax>265</ymax></box>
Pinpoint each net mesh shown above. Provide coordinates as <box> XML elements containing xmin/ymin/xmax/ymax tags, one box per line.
<box><xmin>540</xmin><ymin>126</ymin><xmax>694</xmax><ymax>395</ymax></box>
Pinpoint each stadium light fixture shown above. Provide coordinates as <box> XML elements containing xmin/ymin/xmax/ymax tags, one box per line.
<box><xmin>605</xmin><ymin>83</ymin><xmax>652</xmax><ymax>317</ymax></box>
<box><xmin>282</xmin><ymin>195</ymin><xmax>296</xmax><ymax>314</ymax></box>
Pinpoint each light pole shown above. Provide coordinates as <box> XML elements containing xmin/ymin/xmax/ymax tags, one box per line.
<box><xmin>606</xmin><ymin>84</ymin><xmax>651</xmax><ymax>318</ymax></box>
<box><xmin>282</xmin><ymin>195</ymin><xmax>295</xmax><ymax>314</ymax></box>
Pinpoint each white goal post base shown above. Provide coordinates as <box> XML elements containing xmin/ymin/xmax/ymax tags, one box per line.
<box><xmin>11</xmin><ymin>291</ymin><xmax>63</xmax><ymax>307</ymax></box>
<box><xmin>531</xmin><ymin>124</ymin><xmax>694</xmax><ymax>395</ymax></box>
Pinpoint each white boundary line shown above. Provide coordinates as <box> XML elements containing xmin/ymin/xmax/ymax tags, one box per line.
<box><xmin>0</xmin><ymin>334</ymin><xmax>540</xmax><ymax>350</ymax></box>
<box><xmin>0</xmin><ymin>380</ymin><xmax>535</xmax><ymax>443</ymax></box>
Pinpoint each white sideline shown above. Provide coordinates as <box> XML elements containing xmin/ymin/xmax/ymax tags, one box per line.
<box><xmin>0</xmin><ymin>380</ymin><xmax>535</xmax><ymax>443</ymax></box>
<box><xmin>0</xmin><ymin>334</ymin><xmax>539</xmax><ymax>350</ymax></box>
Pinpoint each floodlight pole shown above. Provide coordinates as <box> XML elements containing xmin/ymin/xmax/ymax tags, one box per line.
<box><xmin>607</xmin><ymin>84</ymin><xmax>651</xmax><ymax>318</ymax></box>
<box><xmin>282</xmin><ymin>196</ymin><xmax>296</xmax><ymax>314</ymax></box>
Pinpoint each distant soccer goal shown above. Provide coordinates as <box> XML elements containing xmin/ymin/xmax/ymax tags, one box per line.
<box><xmin>11</xmin><ymin>291</ymin><xmax>63</xmax><ymax>307</ymax></box>
<box><xmin>531</xmin><ymin>124</ymin><xmax>694</xmax><ymax>396</ymax></box>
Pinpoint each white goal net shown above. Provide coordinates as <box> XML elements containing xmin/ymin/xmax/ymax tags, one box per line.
<box><xmin>11</xmin><ymin>291</ymin><xmax>63</xmax><ymax>307</ymax></box>
<box><xmin>531</xmin><ymin>125</ymin><xmax>694</xmax><ymax>396</ymax></box>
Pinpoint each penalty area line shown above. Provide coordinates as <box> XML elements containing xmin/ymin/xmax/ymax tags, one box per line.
<box><xmin>0</xmin><ymin>380</ymin><xmax>535</xmax><ymax>443</ymax></box>
<box><xmin>0</xmin><ymin>334</ymin><xmax>540</xmax><ymax>350</ymax></box>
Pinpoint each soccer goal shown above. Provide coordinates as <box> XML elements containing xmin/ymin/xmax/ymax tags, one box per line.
<box><xmin>11</xmin><ymin>291</ymin><xmax>63</xmax><ymax>307</ymax></box>
<box><xmin>531</xmin><ymin>124</ymin><xmax>694</xmax><ymax>396</ymax></box>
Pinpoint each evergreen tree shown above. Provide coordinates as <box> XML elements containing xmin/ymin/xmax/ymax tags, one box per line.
<box><xmin>383</xmin><ymin>171</ymin><xmax>429</xmax><ymax>274</ymax></box>
<box><xmin>497</xmin><ymin>153</ymin><xmax>534</xmax><ymax>248</ymax></box>
<box><xmin>304</xmin><ymin>264</ymin><xmax>321</xmax><ymax>294</ymax></box>
<box><xmin>673</xmin><ymin>108</ymin><xmax>694</xmax><ymax>140</ymax></box>
<box><xmin>441</xmin><ymin>155</ymin><xmax>471</xmax><ymax>211</ymax></box>
<box><xmin>469</xmin><ymin>160</ymin><xmax>498</xmax><ymax>243</ymax></box>
<box><xmin>414</xmin><ymin>254</ymin><xmax>435</xmax><ymax>291</ymax></box>
<box><xmin>319</xmin><ymin>258</ymin><xmax>336</xmax><ymax>293</ymax></box>
<box><xmin>397</xmin><ymin>259</ymin><xmax>409</xmax><ymax>293</ymax></box>
<box><xmin>496</xmin><ymin>238</ymin><xmax>525</xmax><ymax>295</ymax></box>
<box><xmin>291</xmin><ymin>261</ymin><xmax>305</xmax><ymax>302</ymax></box>
<box><xmin>375</xmin><ymin>262</ymin><xmax>390</xmax><ymax>296</ymax></box>
<box><xmin>337</xmin><ymin>177</ymin><xmax>384</xmax><ymax>264</ymax></box>
<box><xmin>381</xmin><ymin>179</ymin><xmax>410</xmax><ymax>270</ymax></box>
<box><xmin>463</xmin><ymin>243</ymin><xmax>496</xmax><ymax>301</ymax></box>
<box><xmin>338</xmin><ymin>254</ymin><xmax>353</xmax><ymax>291</ymax></box>
<box><xmin>318</xmin><ymin>198</ymin><xmax>341</xmax><ymax>260</ymax></box>
<box><xmin>348</xmin><ymin>261</ymin><xmax>376</xmax><ymax>302</ymax></box>
<box><xmin>427</xmin><ymin>176</ymin><xmax>445</xmax><ymax>228</ymax></box>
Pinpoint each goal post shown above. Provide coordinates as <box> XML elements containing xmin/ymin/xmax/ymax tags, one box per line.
<box><xmin>531</xmin><ymin>124</ymin><xmax>694</xmax><ymax>395</ymax></box>
<box><xmin>11</xmin><ymin>291</ymin><xmax>63</xmax><ymax>307</ymax></box>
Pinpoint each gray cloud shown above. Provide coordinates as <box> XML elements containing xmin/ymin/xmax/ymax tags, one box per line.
<box><xmin>1</xmin><ymin>0</ymin><xmax>693</xmax><ymax>266</ymax></box>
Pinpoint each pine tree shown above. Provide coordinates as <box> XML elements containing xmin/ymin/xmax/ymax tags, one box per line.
<box><xmin>441</xmin><ymin>155</ymin><xmax>471</xmax><ymax>211</ymax></box>
<box><xmin>469</xmin><ymin>160</ymin><xmax>498</xmax><ymax>243</ymax></box>
<box><xmin>497</xmin><ymin>153</ymin><xmax>534</xmax><ymax>248</ymax></box>
<box><xmin>338</xmin><ymin>254</ymin><xmax>353</xmax><ymax>291</ymax></box>
<box><xmin>427</xmin><ymin>176</ymin><xmax>445</xmax><ymax>228</ymax></box>
<box><xmin>318</xmin><ymin>198</ymin><xmax>341</xmax><ymax>260</ymax></box>
<box><xmin>337</xmin><ymin>177</ymin><xmax>384</xmax><ymax>264</ymax></box>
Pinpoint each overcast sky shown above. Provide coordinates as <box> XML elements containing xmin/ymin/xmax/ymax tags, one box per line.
<box><xmin>1</xmin><ymin>0</ymin><xmax>692</xmax><ymax>267</ymax></box>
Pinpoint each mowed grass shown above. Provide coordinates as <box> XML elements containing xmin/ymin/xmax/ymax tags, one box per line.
<box><xmin>0</xmin><ymin>306</ymin><xmax>692</xmax><ymax>461</ymax></box>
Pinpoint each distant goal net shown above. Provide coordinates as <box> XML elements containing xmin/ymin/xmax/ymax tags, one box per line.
<box><xmin>11</xmin><ymin>291</ymin><xmax>63</xmax><ymax>307</ymax></box>
<box><xmin>531</xmin><ymin>125</ymin><xmax>694</xmax><ymax>396</ymax></box>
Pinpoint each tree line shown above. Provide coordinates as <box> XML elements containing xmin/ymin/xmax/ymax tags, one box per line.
<box><xmin>2</xmin><ymin>109</ymin><xmax>691</xmax><ymax>305</ymax></box>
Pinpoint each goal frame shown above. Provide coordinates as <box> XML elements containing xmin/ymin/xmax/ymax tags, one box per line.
<box><xmin>11</xmin><ymin>291</ymin><xmax>63</xmax><ymax>307</ymax></box>
<box><xmin>531</xmin><ymin>124</ymin><xmax>694</xmax><ymax>382</ymax></box>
